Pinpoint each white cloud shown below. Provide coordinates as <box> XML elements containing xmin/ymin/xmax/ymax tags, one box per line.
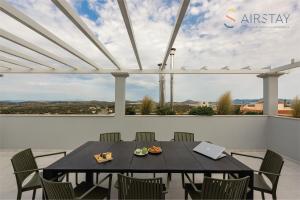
<box><xmin>0</xmin><ymin>0</ymin><xmax>299</xmax><ymax>101</ymax></box>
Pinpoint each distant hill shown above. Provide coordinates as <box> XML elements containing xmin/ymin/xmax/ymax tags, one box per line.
<box><xmin>180</xmin><ymin>100</ymin><xmax>199</xmax><ymax>104</ymax></box>
<box><xmin>0</xmin><ymin>98</ymin><xmax>292</xmax><ymax>105</ymax></box>
<box><xmin>233</xmin><ymin>99</ymin><xmax>260</xmax><ymax>105</ymax></box>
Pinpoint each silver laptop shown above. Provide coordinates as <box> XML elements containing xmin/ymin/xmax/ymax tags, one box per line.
<box><xmin>193</xmin><ymin>142</ymin><xmax>226</xmax><ymax>160</ymax></box>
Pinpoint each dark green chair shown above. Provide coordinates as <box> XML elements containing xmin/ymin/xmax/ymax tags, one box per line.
<box><xmin>99</xmin><ymin>132</ymin><xmax>121</xmax><ymax>142</ymax></box>
<box><xmin>173</xmin><ymin>132</ymin><xmax>194</xmax><ymax>142</ymax></box>
<box><xmin>135</xmin><ymin>132</ymin><xmax>156</xmax><ymax>142</ymax></box>
<box><xmin>117</xmin><ymin>174</ymin><xmax>168</xmax><ymax>199</ymax></box>
<box><xmin>183</xmin><ymin>174</ymin><xmax>249</xmax><ymax>200</ymax></box>
<box><xmin>11</xmin><ymin>148</ymin><xmax>67</xmax><ymax>200</ymax></box>
<box><xmin>230</xmin><ymin>149</ymin><xmax>284</xmax><ymax>200</ymax></box>
<box><xmin>40</xmin><ymin>174</ymin><xmax>112</xmax><ymax>200</ymax></box>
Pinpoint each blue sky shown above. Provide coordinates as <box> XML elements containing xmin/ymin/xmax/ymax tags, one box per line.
<box><xmin>0</xmin><ymin>0</ymin><xmax>299</xmax><ymax>101</ymax></box>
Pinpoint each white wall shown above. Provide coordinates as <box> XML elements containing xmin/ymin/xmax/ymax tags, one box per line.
<box><xmin>0</xmin><ymin>117</ymin><xmax>3</xmax><ymax>148</ymax></box>
<box><xmin>267</xmin><ymin>116</ymin><xmax>300</xmax><ymax>161</ymax></box>
<box><xmin>0</xmin><ymin>115</ymin><xmax>267</xmax><ymax>150</ymax></box>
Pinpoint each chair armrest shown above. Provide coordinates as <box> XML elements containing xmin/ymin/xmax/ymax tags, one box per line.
<box><xmin>35</xmin><ymin>151</ymin><xmax>66</xmax><ymax>158</ymax></box>
<box><xmin>184</xmin><ymin>173</ymin><xmax>202</xmax><ymax>193</ymax></box>
<box><xmin>79</xmin><ymin>174</ymin><xmax>112</xmax><ymax>199</ymax></box>
<box><xmin>254</xmin><ymin>170</ymin><xmax>280</xmax><ymax>176</ymax></box>
<box><xmin>231</xmin><ymin>152</ymin><xmax>264</xmax><ymax>160</ymax></box>
<box><xmin>13</xmin><ymin>168</ymin><xmax>43</xmax><ymax>174</ymax></box>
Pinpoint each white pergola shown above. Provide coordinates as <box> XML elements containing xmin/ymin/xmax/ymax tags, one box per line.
<box><xmin>0</xmin><ymin>0</ymin><xmax>299</xmax><ymax>116</ymax></box>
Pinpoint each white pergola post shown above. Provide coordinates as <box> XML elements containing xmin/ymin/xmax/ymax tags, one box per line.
<box><xmin>112</xmin><ymin>72</ymin><xmax>129</xmax><ymax>117</ymax></box>
<box><xmin>258</xmin><ymin>73</ymin><xmax>283</xmax><ymax>115</ymax></box>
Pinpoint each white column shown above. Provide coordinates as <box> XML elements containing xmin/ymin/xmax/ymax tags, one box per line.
<box><xmin>258</xmin><ymin>73</ymin><xmax>282</xmax><ymax>115</ymax></box>
<box><xmin>112</xmin><ymin>72</ymin><xmax>129</xmax><ymax>117</ymax></box>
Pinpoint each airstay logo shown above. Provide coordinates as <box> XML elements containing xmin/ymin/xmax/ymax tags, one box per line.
<box><xmin>241</xmin><ymin>13</ymin><xmax>290</xmax><ymax>25</ymax></box>
<box><xmin>224</xmin><ymin>8</ymin><xmax>291</xmax><ymax>29</ymax></box>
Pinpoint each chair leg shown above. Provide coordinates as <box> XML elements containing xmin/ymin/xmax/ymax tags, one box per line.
<box><xmin>153</xmin><ymin>173</ymin><xmax>156</xmax><ymax>178</ymax></box>
<box><xmin>17</xmin><ymin>191</ymin><xmax>22</xmax><ymax>200</ymax></box>
<box><xmin>32</xmin><ymin>189</ymin><xmax>36</xmax><ymax>200</ymax></box>
<box><xmin>261</xmin><ymin>192</ymin><xmax>265</xmax><ymax>200</ymax></box>
<box><xmin>96</xmin><ymin>173</ymin><xmax>99</xmax><ymax>183</ymax></box>
<box><xmin>272</xmin><ymin>193</ymin><xmax>277</xmax><ymax>200</ymax></box>
<box><xmin>185</xmin><ymin>190</ymin><xmax>188</xmax><ymax>200</ymax></box>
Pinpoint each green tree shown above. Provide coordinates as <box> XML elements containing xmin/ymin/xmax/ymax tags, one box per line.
<box><xmin>156</xmin><ymin>106</ymin><xmax>175</xmax><ymax>115</ymax></box>
<box><xmin>189</xmin><ymin>106</ymin><xmax>214</xmax><ymax>116</ymax></box>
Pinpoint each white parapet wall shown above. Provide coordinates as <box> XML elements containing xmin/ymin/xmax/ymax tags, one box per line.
<box><xmin>267</xmin><ymin>116</ymin><xmax>300</xmax><ymax>162</ymax></box>
<box><xmin>0</xmin><ymin>115</ymin><xmax>267</xmax><ymax>150</ymax></box>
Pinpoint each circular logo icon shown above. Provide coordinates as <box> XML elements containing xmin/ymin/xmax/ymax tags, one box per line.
<box><xmin>224</xmin><ymin>8</ymin><xmax>236</xmax><ymax>28</ymax></box>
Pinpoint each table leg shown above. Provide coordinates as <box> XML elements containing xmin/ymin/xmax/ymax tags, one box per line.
<box><xmin>204</xmin><ymin>172</ymin><xmax>211</xmax><ymax>177</ymax></box>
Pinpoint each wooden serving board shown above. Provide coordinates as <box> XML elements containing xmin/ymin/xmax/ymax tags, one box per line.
<box><xmin>94</xmin><ymin>155</ymin><xmax>113</xmax><ymax>163</ymax></box>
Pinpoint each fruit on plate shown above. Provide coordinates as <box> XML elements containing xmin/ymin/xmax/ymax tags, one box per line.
<box><xmin>148</xmin><ymin>145</ymin><xmax>162</xmax><ymax>153</ymax></box>
<box><xmin>134</xmin><ymin>147</ymin><xmax>148</xmax><ymax>156</ymax></box>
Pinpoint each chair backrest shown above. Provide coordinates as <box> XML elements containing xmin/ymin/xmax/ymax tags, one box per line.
<box><xmin>201</xmin><ymin>176</ymin><xmax>249</xmax><ymax>199</ymax></box>
<box><xmin>99</xmin><ymin>132</ymin><xmax>121</xmax><ymax>142</ymax></box>
<box><xmin>135</xmin><ymin>132</ymin><xmax>155</xmax><ymax>142</ymax></box>
<box><xmin>40</xmin><ymin>175</ymin><xmax>75</xmax><ymax>200</ymax></box>
<box><xmin>174</xmin><ymin>132</ymin><xmax>194</xmax><ymax>142</ymax></box>
<box><xmin>259</xmin><ymin>149</ymin><xmax>284</xmax><ymax>188</ymax></box>
<box><xmin>11</xmin><ymin>148</ymin><xmax>38</xmax><ymax>187</ymax></box>
<box><xmin>118</xmin><ymin>174</ymin><xmax>164</xmax><ymax>199</ymax></box>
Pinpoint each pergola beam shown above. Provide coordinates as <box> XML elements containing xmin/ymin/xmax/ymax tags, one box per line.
<box><xmin>51</xmin><ymin>0</ymin><xmax>122</xmax><ymax>70</ymax></box>
<box><xmin>270</xmin><ymin>60</ymin><xmax>300</xmax><ymax>73</ymax></box>
<box><xmin>117</xmin><ymin>0</ymin><xmax>142</xmax><ymax>70</ymax></box>
<box><xmin>0</xmin><ymin>28</ymin><xmax>77</xmax><ymax>70</ymax></box>
<box><xmin>0</xmin><ymin>45</ymin><xmax>55</xmax><ymax>70</ymax></box>
<box><xmin>0</xmin><ymin>65</ymin><xmax>11</xmax><ymax>70</ymax></box>
<box><xmin>0</xmin><ymin>68</ymin><xmax>270</xmax><ymax>74</ymax></box>
<box><xmin>0</xmin><ymin>0</ymin><xmax>101</xmax><ymax>70</ymax></box>
<box><xmin>0</xmin><ymin>56</ymin><xmax>33</xmax><ymax>70</ymax></box>
<box><xmin>161</xmin><ymin>0</ymin><xmax>190</xmax><ymax>69</ymax></box>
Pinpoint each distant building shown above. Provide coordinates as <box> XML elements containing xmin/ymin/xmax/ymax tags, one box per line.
<box><xmin>240</xmin><ymin>100</ymin><xmax>293</xmax><ymax>116</ymax></box>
